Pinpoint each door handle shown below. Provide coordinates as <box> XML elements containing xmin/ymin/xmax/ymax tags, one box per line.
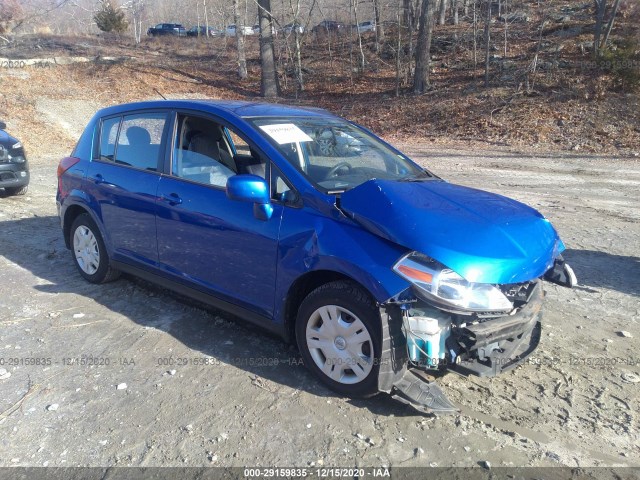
<box><xmin>159</xmin><ymin>193</ymin><xmax>183</xmax><ymax>205</ymax></box>
<box><xmin>92</xmin><ymin>174</ymin><xmax>105</xmax><ymax>184</ymax></box>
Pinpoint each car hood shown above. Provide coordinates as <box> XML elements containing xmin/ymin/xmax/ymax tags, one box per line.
<box><xmin>340</xmin><ymin>179</ymin><xmax>564</xmax><ymax>284</ymax></box>
<box><xmin>0</xmin><ymin>130</ymin><xmax>16</xmax><ymax>146</ymax></box>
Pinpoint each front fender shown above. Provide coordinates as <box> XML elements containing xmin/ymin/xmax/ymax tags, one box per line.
<box><xmin>273</xmin><ymin>206</ymin><xmax>412</xmax><ymax>323</ymax></box>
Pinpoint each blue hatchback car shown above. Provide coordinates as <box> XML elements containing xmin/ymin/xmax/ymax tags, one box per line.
<box><xmin>57</xmin><ymin>100</ymin><xmax>575</xmax><ymax>412</ymax></box>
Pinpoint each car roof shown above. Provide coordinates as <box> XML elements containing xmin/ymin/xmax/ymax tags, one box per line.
<box><xmin>95</xmin><ymin>99</ymin><xmax>335</xmax><ymax>120</ymax></box>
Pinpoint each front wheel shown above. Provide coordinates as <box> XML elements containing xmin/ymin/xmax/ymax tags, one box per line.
<box><xmin>295</xmin><ymin>280</ymin><xmax>381</xmax><ymax>397</ymax></box>
<box><xmin>70</xmin><ymin>213</ymin><xmax>120</xmax><ymax>284</ymax></box>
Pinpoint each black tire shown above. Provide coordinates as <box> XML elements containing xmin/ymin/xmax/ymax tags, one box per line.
<box><xmin>5</xmin><ymin>185</ymin><xmax>28</xmax><ymax>196</ymax></box>
<box><xmin>70</xmin><ymin>213</ymin><xmax>120</xmax><ymax>284</ymax></box>
<box><xmin>295</xmin><ymin>280</ymin><xmax>382</xmax><ymax>398</ymax></box>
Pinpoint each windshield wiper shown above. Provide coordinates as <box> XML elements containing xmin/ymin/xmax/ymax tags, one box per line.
<box><xmin>401</xmin><ymin>170</ymin><xmax>435</xmax><ymax>181</ymax></box>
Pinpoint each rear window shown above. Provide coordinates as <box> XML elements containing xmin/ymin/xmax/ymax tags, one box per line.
<box><xmin>97</xmin><ymin>112</ymin><xmax>168</xmax><ymax>171</ymax></box>
<box><xmin>115</xmin><ymin>113</ymin><xmax>167</xmax><ymax>171</ymax></box>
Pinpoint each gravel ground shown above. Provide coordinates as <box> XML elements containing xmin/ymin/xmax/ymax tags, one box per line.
<box><xmin>0</xmin><ymin>100</ymin><xmax>638</xmax><ymax>469</ymax></box>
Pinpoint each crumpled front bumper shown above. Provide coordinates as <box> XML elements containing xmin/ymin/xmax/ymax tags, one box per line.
<box><xmin>378</xmin><ymin>281</ymin><xmax>544</xmax><ymax>414</ymax></box>
<box><xmin>448</xmin><ymin>282</ymin><xmax>543</xmax><ymax>377</ymax></box>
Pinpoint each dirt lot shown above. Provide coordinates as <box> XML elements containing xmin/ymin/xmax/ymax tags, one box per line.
<box><xmin>1</xmin><ymin>105</ymin><xmax>639</xmax><ymax>468</ymax></box>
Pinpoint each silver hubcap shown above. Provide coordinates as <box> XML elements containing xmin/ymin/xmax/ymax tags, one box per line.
<box><xmin>306</xmin><ymin>305</ymin><xmax>374</xmax><ymax>385</ymax></box>
<box><xmin>73</xmin><ymin>225</ymin><xmax>100</xmax><ymax>275</ymax></box>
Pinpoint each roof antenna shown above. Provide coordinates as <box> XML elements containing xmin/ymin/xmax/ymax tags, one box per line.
<box><xmin>154</xmin><ymin>89</ymin><xmax>167</xmax><ymax>100</ymax></box>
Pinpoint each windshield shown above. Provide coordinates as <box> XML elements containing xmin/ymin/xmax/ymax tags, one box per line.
<box><xmin>248</xmin><ymin>116</ymin><xmax>426</xmax><ymax>193</ymax></box>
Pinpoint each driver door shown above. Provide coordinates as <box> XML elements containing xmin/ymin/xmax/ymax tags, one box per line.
<box><xmin>155</xmin><ymin>112</ymin><xmax>283</xmax><ymax>319</ymax></box>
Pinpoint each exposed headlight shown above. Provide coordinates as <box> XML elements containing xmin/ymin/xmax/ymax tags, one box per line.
<box><xmin>10</xmin><ymin>155</ymin><xmax>25</xmax><ymax>163</ymax></box>
<box><xmin>11</xmin><ymin>141</ymin><xmax>22</xmax><ymax>149</ymax></box>
<box><xmin>393</xmin><ymin>252</ymin><xmax>513</xmax><ymax>314</ymax></box>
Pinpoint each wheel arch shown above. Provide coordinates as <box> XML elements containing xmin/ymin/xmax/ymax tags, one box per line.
<box><xmin>62</xmin><ymin>203</ymin><xmax>110</xmax><ymax>254</ymax></box>
<box><xmin>63</xmin><ymin>204</ymin><xmax>91</xmax><ymax>249</ymax></box>
<box><xmin>282</xmin><ymin>269</ymin><xmax>378</xmax><ymax>344</ymax></box>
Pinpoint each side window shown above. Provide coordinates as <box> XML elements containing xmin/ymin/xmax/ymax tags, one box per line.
<box><xmin>115</xmin><ymin>113</ymin><xmax>167</xmax><ymax>171</ymax></box>
<box><xmin>271</xmin><ymin>164</ymin><xmax>298</xmax><ymax>206</ymax></box>
<box><xmin>172</xmin><ymin>114</ymin><xmax>237</xmax><ymax>188</ymax></box>
<box><xmin>226</xmin><ymin>128</ymin><xmax>251</xmax><ymax>155</ymax></box>
<box><xmin>99</xmin><ymin>117</ymin><xmax>120</xmax><ymax>161</ymax></box>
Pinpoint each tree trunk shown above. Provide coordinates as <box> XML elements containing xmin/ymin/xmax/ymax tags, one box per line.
<box><xmin>601</xmin><ymin>0</ymin><xmax>621</xmax><ymax>53</ymax></box>
<box><xmin>593</xmin><ymin>0</ymin><xmax>606</xmax><ymax>58</ymax></box>
<box><xmin>233</xmin><ymin>0</ymin><xmax>247</xmax><ymax>79</ymax></box>
<box><xmin>503</xmin><ymin>0</ymin><xmax>507</xmax><ymax>56</ymax></box>
<box><xmin>204</xmin><ymin>0</ymin><xmax>209</xmax><ymax>37</ymax></box>
<box><xmin>354</xmin><ymin>0</ymin><xmax>366</xmax><ymax>72</ymax></box>
<box><xmin>396</xmin><ymin>0</ymin><xmax>402</xmax><ymax>95</ymax></box>
<box><xmin>258</xmin><ymin>0</ymin><xmax>279</xmax><ymax>96</ymax></box>
<box><xmin>453</xmin><ymin>0</ymin><xmax>459</xmax><ymax>24</ymax></box>
<box><xmin>484</xmin><ymin>0</ymin><xmax>491</xmax><ymax>87</ymax></box>
<box><xmin>374</xmin><ymin>0</ymin><xmax>385</xmax><ymax>45</ymax></box>
<box><xmin>473</xmin><ymin>0</ymin><xmax>477</xmax><ymax>70</ymax></box>
<box><xmin>439</xmin><ymin>0</ymin><xmax>447</xmax><ymax>25</ymax></box>
<box><xmin>413</xmin><ymin>0</ymin><xmax>436</xmax><ymax>93</ymax></box>
<box><xmin>405</xmin><ymin>0</ymin><xmax>415</xmax><ymax>81</ymax></box>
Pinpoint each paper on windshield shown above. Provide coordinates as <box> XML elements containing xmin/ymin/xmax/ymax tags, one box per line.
<box><xmin>259</xmin><ymin>123</ymin><xmax>312</xmax><ymax>145</ymax></box>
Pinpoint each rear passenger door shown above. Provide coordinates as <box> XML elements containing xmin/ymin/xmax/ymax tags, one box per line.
<box><xmin>86</xmin><ymin>111</ymin><xmax>169</xmax><ymax>268</ymax></box>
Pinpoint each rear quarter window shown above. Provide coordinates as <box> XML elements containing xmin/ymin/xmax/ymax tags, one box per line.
<box><xmin>99</xmin><ymin>117</ymin><xmax>120</xmax><ymax>161</ymax></box>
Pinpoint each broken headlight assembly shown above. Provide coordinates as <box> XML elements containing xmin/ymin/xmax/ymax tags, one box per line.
<box><xmin>392</xmin><ymin>252</ymin><xmax>514</xmax><ymax>315</ymax></box>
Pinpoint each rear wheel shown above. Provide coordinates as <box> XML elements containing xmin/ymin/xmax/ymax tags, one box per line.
<box><xmin>295</xmin><ymin>281</ymin><xmax>381</xmax><ymax>397</ymax></box>
<box><xmin>5</xmin><ymin>185</ymin><xmax>28</xmax><ymax>196</ymax></box>
<box><xmin>70</xmin><ymin>213</ymin><xmax>120</xmax><ymax>284</ymax></box>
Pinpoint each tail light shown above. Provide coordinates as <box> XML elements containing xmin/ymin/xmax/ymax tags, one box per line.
<box><xmin>57</xmin><ymin>156</ymin><xmax>81</xmax><ymax>196</ymax></box>
<box><xmin>57</xmin><ymin>157</ymin><xmax>80</xmax><ymax>178</ymax></box>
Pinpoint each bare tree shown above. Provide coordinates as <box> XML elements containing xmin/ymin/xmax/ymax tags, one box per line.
<box><xmin>122</xmin><ymin>0</ymin><xmax>145</xmax><ymax>43</ymax></box>
<box><xmin>438</xmin><ymin>0</ymin><xmax>447</xmax><ymax>25</ymax></box>
<box><xmin>234</xmin><ymin>0</ymin><xmax>248</xmax><ymax>79</ymax></box>
<box><xmin>593</xmin><ymin>0</ymin><xmax>606</xmax><ymax>57</ymax></box>
<box><xmin>3</xmin><ymin>0</ymin><xmax>72</xmax><ymax>34</ymax></box>
<box><xmin>404</xmin><ymin>0</ymin><xmax>417</xmax><ymax>82</ymax></box>
<box><xmin>373</xmin><ymin>0</ymin><xmax>384</xmax><ymax>45</ymax></box>
<box><xmin>484</xmin><ymin>0</ymin><xmax>491</xmax><ymax>87</ymax></box>
<box><xmin>0</xmin><ymin>0</ymin><xmax>23</xmax><ymax>34</ymax></box>
<box><xmin>601</xmin><ymin>0</ymin><xmax>621</xmax><ymax>54</ymax></box>
<box><xmin>413</xmin><ymin>0</ymin><xmax>436</xmax><ymax>93</ymax></box>
<box><xmin>472</xmin><ymin>0</ymin><xmax>477</xmax><ymax>70</ymax></box>
<box><xmin>353</xmin><ymin>0</ymin><xmax>365</xmax><ymax>72</ymax></box>
<box><xmin>258</xmin><ymin>0</ymin><xmax>279</xmax><ymax>96</ymax></box>
<box><xmin>395</xmin><ymin>0</ymin><xmax>402</xmax><ymax>95</ymax></box>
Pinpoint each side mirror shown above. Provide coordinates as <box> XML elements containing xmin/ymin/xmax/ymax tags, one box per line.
<box><xmin>0</xmin><ymin>121</ymin><xmax>6</xmax><ymax>131</ymax></box>
<box><xmin>226</xmin><ymin>174</ymin><xmax>273</xmax><ymax>221</ymax></box>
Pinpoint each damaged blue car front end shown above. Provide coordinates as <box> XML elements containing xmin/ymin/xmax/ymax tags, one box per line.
<box><xmin>244</xmin><ymin>110</ymin><xmax>576</xmax><ymax>413</ymax></box>
<box><xmin>337</xmin><ymin>177</ymin><xmax>575</xmax><ymax>411</ymax></box>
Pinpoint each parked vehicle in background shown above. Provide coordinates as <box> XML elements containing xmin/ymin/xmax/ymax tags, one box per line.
<box><xmin>225</xmin><ymin>24</ymin><xmax>255</xmax><ymax>36</ymax></box>
<box><xmin>312</xmin><ymin>20</ymin><xmax>345</xmax><ymax>34</ymax></box>
<box><xmin>252</xmin><ymin>23</ymin><xmax>276</xmax><ymax>35</ymax></box>
<box><xmin>280</xmin><ymin>22</ymin><xmax>304</xmax><ymax>35</ymax></box>
<box><xmin>0</xmin><ymin>120</ymin><xmax>29</xmax><ymax>196</ymax></box>
<box><xmin>357</xmin><ymin>21</ymin><xmax>376</xmax><ymax>33</ymax></box>
<box><xmin>56</xmin><ymin>100</ymin><xmax>576</xmax><ymax>413</ymax></box>
<box><xmin>147</xmin><ymin>23</ymin><xmax>187</xmax><ymax>37</ymax></box>
<box><xmin>187</xmin><ymin>26</ymin><xmax>222</xmax><ymax>37</ymax></box>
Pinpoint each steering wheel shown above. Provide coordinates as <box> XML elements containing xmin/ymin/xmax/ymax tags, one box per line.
<box><xmin>325</xmin><ymin>162</ymin><xmax>352</xmax><ymax>179</ymax></box>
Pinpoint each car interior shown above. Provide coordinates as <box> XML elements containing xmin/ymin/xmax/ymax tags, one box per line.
<box><xmin>173</xmin><ymin>115</ymin><xmax>267</xmax><ymax>187</ymax></box>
